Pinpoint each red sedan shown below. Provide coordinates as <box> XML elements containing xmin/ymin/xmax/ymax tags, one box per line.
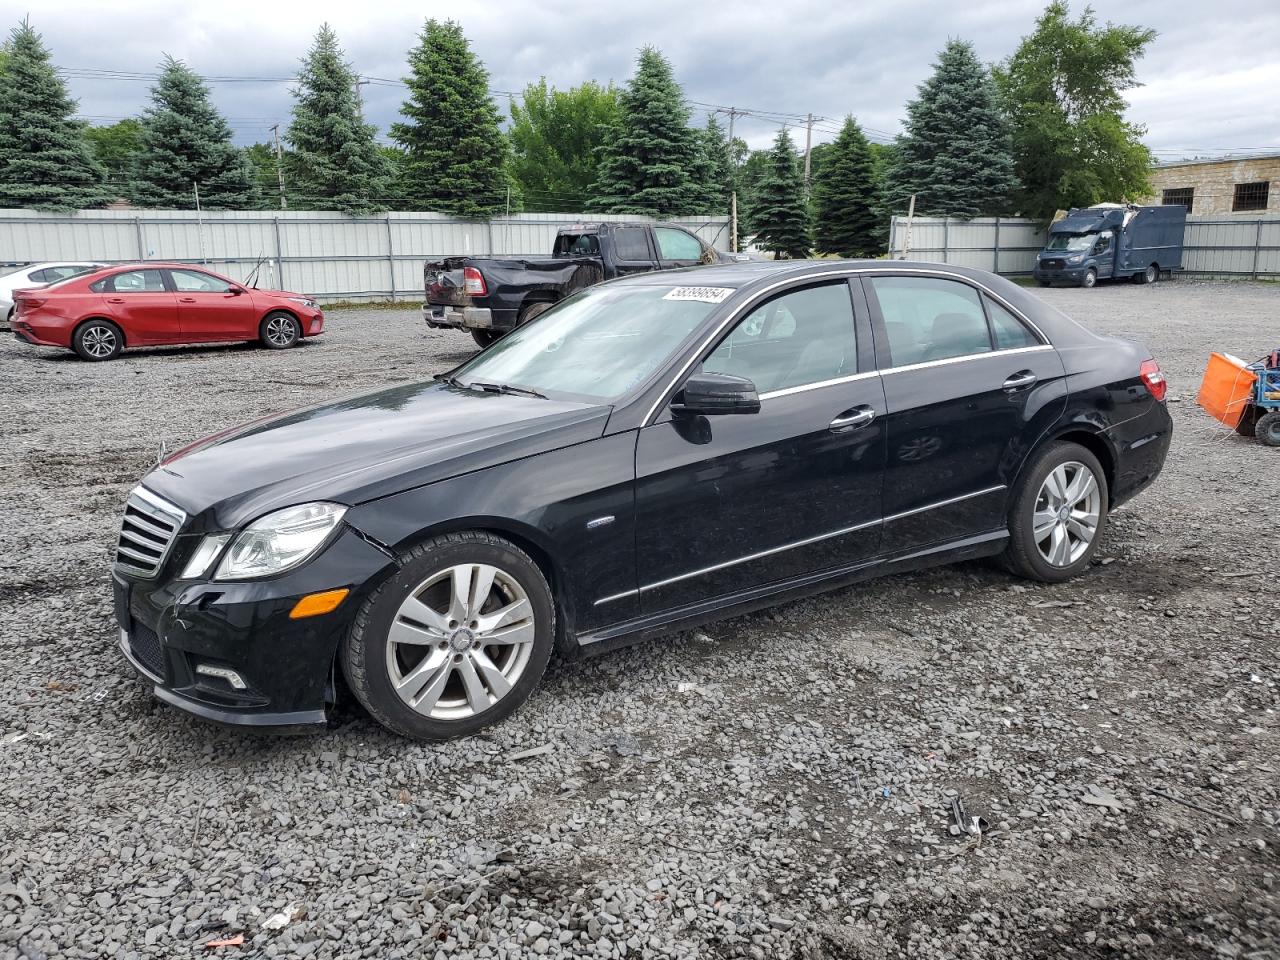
<box><xmin>10</xmin><ymin>263</ymin><xmax>324</xmax><ymax>361</ymax></box>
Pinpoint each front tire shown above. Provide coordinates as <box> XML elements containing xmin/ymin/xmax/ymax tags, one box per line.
<box><xmin>1255</xmin><ymin>411</ymin><xmax>1280</xmax><ymax>447</ymax></box>
<box><xmin>342</xmin><ymin>531</ymin><xmax>555</xmax><ymax>741</ymax></box>
<box><xmin>1081</xmin><ymin>269</ymin><xmax>1097</xmax><ymax>289</ymax></box>
<box><xmin>72</xmin><ymin>319</ymin><xmax>123</xmax><ymax>361</ymax></box>
<box><xmin>260</xmin><ymin>311</ymin><xmax>300</xmax><ymax>349</ymax></box>
<box><xmin>1002</xmin><ymin>442</ymin><xmax>1108</xmax><ymax>583</ymax></box>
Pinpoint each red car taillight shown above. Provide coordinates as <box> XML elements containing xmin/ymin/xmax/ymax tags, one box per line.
<box><xmin>15</xmin><ymin>297</ymin><xmax>45</xmax><ymax>313</ymax></box>
<box><xmin>1140</xmin><ymin>359</ymin><xmax>1167</xmax><ymax>401</ymax></box>
<box><xmin>463</xmin><ymin>267</ymin><xmax>487</xmax><ymax>297</ymax></box>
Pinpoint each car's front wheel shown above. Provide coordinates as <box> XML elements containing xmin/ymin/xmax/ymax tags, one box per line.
<box><xmin>260</xmin><ymin>311</ymin><xmax>300</xmax><ymax>349</ymax></box>
<box><xmin>1081</xmin><ymin>269</ymin><xmax>1097</xmax><ymax>289</ymax></box>
<box><xmin>342</xmin><ymin>531</ymin><xmax>555</xmax><ymax>740</ymax></box>
<box><xmin>72</xmin><ymin>319</ymin><xmax>124</xmax><ymax>361</ymax></box>
<box><xmin>1002</xmin><ymin>441</ymin><xmax>1108</xmax><ymax>583</ymax></box>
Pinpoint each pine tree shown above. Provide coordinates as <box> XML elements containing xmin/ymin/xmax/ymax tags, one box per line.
<box><xmin>0</xmin><ymin>20</ymin><xmax>111</xmax><ymax>210</ymax></box>
<box><xmin>752</xmin><ymin>129</ymin><xmax>810</xmax><ymax>259</ymax></box>
<box><xmin>392</xmin><ymin>20</ymin><xmax>512</xmax><ymax>219</ymax></box>
<box><xmin>812</xmin><ymin>116</ymin><xmax>883</xmax><ymax>258</ymax></box>
<box><xmin>286</xmin><ymin>24</ymin><xmax>392</xmax><ymax>214</ymax></box>
<box><xmin>884</xmin><ymin>39</ymin><xmax>1018</xmax><ymax>219</ymax></box>
<box><xmin>692</xmin><ymin>113</ymin><xmax>732</xmax><ymax>216</ymax></box>
<box><xmin>590</xmin><ymin>47</ymin><xmax>702</xmax><ymax>216</ymax></box>
<box><xmin>133</xmin><ymin>56</ymin><xmax>260</xmax><ymax>209</ymax></box>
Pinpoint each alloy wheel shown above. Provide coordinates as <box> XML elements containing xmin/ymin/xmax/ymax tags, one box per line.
<box><xmin>1032</xmin><ymin>461</ymin><xmax>1101</xmax><ymax>567</ymax></box>
<box><xmin>266</xmin><ymin>316</ymin><xmax>297</xmax><ymax>346</ymax></box>
<box><xmin>385</xmin><ymin>563</ymin><xmax>536</xmax><ymax>720</ymax></box>
<box><xmin>82</xmin><ymin>325</ymin><xmax>117</xmax><ymax>358</ymax></box>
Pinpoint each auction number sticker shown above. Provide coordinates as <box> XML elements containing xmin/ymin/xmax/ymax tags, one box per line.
<box><xmin>663</xmin><ymin>286</ymin><xmax>733</xmax><ymax>303</ymax></box>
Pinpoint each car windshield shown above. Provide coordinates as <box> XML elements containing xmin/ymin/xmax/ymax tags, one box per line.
<box><xmin>450</xmin><ymin>284</ymin><xmax>728</xmax><ymax>402</ymax></box>
<box><xmin>1045</xmin><ymin>234</ymin><xmax>1095</xmax><ymax>251</ymax></box>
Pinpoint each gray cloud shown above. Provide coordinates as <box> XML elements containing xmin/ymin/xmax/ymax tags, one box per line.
<box><xmin>13</xmin><ymin>0</ymin><xmax>1278</xmax><ymax>162</ymax></box>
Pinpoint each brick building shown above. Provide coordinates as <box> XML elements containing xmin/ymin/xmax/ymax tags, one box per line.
<box><xmin>1143</xmin><ymin>153</ymin><xmax>1280</xmax><ymax>217</ymax></box>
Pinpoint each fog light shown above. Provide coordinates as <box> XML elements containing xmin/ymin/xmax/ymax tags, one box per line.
<box><xmin>289</xmin><ymin>588</ymin><xmax>350</xmax><ymax>619</ymax></box>
<box><xmin>195</xmin><ymin>664</ymin><xmax>247</xmax><ymax>690</ymax></box>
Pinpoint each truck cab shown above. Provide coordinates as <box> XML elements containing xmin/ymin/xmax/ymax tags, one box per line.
<box><xmin>1034</xmin><ymin>204</ymin><xmax>1186</xmax><ymax>289</ymax></box>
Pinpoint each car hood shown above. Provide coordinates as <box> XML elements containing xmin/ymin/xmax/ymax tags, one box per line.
<box><xmin>141</xmin><ymin>381</ymin><xmax>610</xmax><ymax>531</ymax></box>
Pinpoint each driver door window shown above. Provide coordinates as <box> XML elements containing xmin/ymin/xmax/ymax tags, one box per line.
<box><xmin>169</xmin><ymin>269</ymin><xmax>232</xmax><ymax>293</ymax></box>
<box><xmin>703</xmin><ymin>282</ymin><xmax>858</xmax><ymax>394</ymax></box>
<box><xmin>654</xmin><ymin>227</ymin><xmax>706</xmax><ymax>265</ymax></box>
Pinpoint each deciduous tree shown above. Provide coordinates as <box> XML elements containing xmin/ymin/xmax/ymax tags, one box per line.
<box><xmin>392</xmin><ymin>19</ymin><xmax>513</xmax><ymax>219</ymax></box>
<box><xmin>84</xmin><ymin>119</ymin><xmax>143</xmax><ymax>196</ymax></box>
<box><xmin>509</xmin><ymin>79</ymin><xmax>618</xmax><ymax>212</ymax></box>
<box><xmin>133</xmin><ymin>56</ymin><xmax>260</xmax><ymax>209</ymax></box>
<box><xmin>0</xmin><ymin>20</ymin><xmax>110</xmax><ymax>210</ymax></box>
<box><xmin>995</xmin><ymin>0</ymin><xmax>1155</xmax><ymax>219</ymax></box>
<box><xmin>884</xmin><ymin>39</ymin><xmax>1018</xmax><ymax>219</ymax></box>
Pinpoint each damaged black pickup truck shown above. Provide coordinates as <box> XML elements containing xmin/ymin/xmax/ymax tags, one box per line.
<box><xmin>423</xmin><ymin>221</ymin><xmax>738</xmax><ymax>347</ymax></box>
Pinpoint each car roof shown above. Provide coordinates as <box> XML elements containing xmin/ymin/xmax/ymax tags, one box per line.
<box><xmin>613</xmin><ymin>258</ymin><xmax>1009</xmax><ymax>288</ymax></box>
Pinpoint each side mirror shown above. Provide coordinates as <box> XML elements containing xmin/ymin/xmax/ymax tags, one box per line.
<box><xmin>671</xmin><ymin>372</ymin><xmax>760</xmax><ymax>417</ymax></box>
<box><xmin>228</xmin><ymin>285</ymin><xmax>245</xmax><ymax>295</ymax></box>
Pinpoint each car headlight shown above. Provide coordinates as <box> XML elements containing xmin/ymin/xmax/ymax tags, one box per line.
<box><xmin>212</xmin><ymin>502</ymin><xmax>347</xmax><ymax>580</ymax></box>
<box><xmin>179</xmin><ymin>532</ymin><xmax>232</xmax><ymax>579</ymax></box>
<box><xmin>1067</xmin><ymin>255</ymin><xmax>1083</xmax><ymax>264</ymax></box>
<box><xmin>287</xmin><ymin>296</ymin><xmax>317</xmax><ymax>309</ymax></box>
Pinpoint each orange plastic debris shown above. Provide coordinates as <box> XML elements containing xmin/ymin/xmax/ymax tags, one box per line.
<box><xmin>1197</xmin><ymin>353</ymin><xmax>1257</xmax><ymax>428</ymax></box>
<box><xmin>205</xmin><ymin>933</ymin><xmax>244</xmax><ymax>948</ymax></box>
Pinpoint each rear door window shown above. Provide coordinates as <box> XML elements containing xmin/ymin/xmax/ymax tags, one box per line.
<box><xmin>868</xmin><ymin>275</ymin><xmax>992</xmax><ymax>367</ymax></box>
<box><xmin>93</xmin><ymin>269</ymin><xmax>167</xmax><ymax>293</ymax></box>
<box><xmin>613</xmin><ymin>226</ymin><xmax>653</xmax><ymax>263</ymax></box>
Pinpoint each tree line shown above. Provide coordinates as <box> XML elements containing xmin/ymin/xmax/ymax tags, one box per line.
<box><xmin>0</xmin><ymin>2</ymin><xmax>1155</xmax><ymax>259</ymax></box>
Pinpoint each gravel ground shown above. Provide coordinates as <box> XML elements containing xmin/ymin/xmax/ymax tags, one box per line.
<box><xmin>1</xmin><ymin>280</ymin><xmax>1277</xmax><ymax>960</ymax></box>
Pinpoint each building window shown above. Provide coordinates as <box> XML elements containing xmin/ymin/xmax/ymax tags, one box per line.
<box><xmin>1232</xmin><ymin>181</ymin><xmax>1270</xmax><ymax>212</ymax></box>
<box><xmin>1161</xmin><ymin>187</ymin><xmax>1194</xmax><ymax>212</ymax></box>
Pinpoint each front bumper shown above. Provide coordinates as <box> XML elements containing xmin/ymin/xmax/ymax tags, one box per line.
<box><xmin>1034</xmin><ymin>263</ymin><xmax>1087</xmax><ymax>283</ymax></box>
<box><xmin>115</xmin><ymin>525</ymin><xmax>396</xmax><ymax>730</ymax></box>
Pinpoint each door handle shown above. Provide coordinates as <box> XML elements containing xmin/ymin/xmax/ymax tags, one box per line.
<box><xmin>178</xmin><ymin>297</ymin><xmax>196</xmax><ymax>303</ymax></box>
<box><xmin>106</xmin><ymin>297</ymin><xmax>124</xmax><ymax>303</ymax></box>
<box><xmin>830</xmin><ymin>405</ymin><xmax>876</xmax><ymax>432</ymax></box>
<box><xmin>1003</xmin><ymin>371</ymin><xmax>1037</xmax><ymax>392</ymax></box>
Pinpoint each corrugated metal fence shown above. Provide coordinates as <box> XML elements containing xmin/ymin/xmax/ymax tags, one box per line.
<box><xmin>887</xmin><ymin>214</ymin><xmax>1280</xmax><ymax>279</ymax></box>
<box><xmin>0</xmin><ymin>210</ymin><xmax>732</xmax><ymax>302</ymax></box>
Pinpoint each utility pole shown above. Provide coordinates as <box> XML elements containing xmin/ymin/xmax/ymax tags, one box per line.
<box><xmin>269</xmin><ymin>124</ymin><xmax>287</xmax><ymax>211</ymax></box>
<box><xmin>803</xmin><ymin>113</ymin><xmax>814</xmax><ymax>195</ymax></box>
<box><xmin>730</xmin><ymin>191</ymin><xmax>738</xmax><ymax>254</ymax></box>
<box><xmin>354</xmin><ymin>77</ymin><xmax>369</xmax><ymax>117</ymax></box>
<box><xmin>902</xmin><ymin>193</ymin><xmax>916</xmax><ymax>259</ymax></box>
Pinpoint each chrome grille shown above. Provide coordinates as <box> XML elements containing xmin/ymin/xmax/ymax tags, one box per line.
<box><xmin>116</xmin><ymin>487</ymin><xmax>186</xmax><ymax>578</ymax></box>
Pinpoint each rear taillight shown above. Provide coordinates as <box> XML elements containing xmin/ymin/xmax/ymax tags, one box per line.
<box><xmin>1140</xmin><ymin>359</ymin><xmax>1167</xmax><ymax>401</ymax></box>
<box><xmin>16</xmin><ymin>297</ymin><xmax>45</xmax><ymax>313</ymax></box>
<box><xmin>463</xmin><ymin>267</ymin><xmax>487</xmax><ymax>297</ymax></box>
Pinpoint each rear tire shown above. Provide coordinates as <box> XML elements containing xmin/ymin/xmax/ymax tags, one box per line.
<box><xmin>518</xmin><ymin>300</ymin><xmax>555</xmax><ymax>326</ymax></box>
<box><xmin>342</xmin><ymin>531</ymin><xmax>555</xmax><ymax>741</ymax></box>
<box><xmin>1255</xmin><ymin>411</ymin><xmax>1280</xmax><ymax>447</ymax></box>
<box><xmin>471</xmin><ymin>329</ymin><xmax>501</xmax><ymax>348</ymax></box>
<box><xmin>1037</xmin><ymin>280</ymin><xmax>1051</xmax><ymax>288</ymax></box>
<box><xmin>1081</xmin><ymin>269</ymin><xmax>1097</xmax><ymax>289</ymax></box>
<box><xmin>259</xmin><ymin>311</ymin><xmax>300</xmax><ymax>349</ymax></box>
<box><xmin>1133</xmin><ymin>264</ymin><xmax>1158</xmax><ymax>284</ymax></box>
<box><xmin>1002</xmin><ymin>441</ymin><xmax>1109</xmax><ymax>583</ymax></box>
<box><xmin>72</xmin><ymin>319</ymin><xmax>123</xmax><ymax>361</ymax></box>
<box><xmin>1234</xmin><ymin>405</ymin><xmax>1260</xmax><ymax>437</ymax></box>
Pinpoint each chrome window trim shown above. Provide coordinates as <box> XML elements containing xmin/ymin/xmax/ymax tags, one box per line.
<box><xmin>597</xmin><ymin>483</ymin><xmax>1010</xmax><ymax>604</ymax></box>
<box><xmin>641</xmin><ymin>265</ymin><xmax>1050</xmax><ymax>426</ymax></box>
<box><xmin>879</xmin><ymin>344</ymin><xmax>1054</xmax><ymax>377</ymax></box>
<box><xmin>758</xmin><ymin>369</ymin><xmax>880</xmax><ymax>401</ymax></box>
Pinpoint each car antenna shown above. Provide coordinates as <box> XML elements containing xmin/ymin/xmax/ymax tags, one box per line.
<box><xmin>246</xmin><ymin>253</ymin><xmax>265</xmax><ymax>289</ymax></box>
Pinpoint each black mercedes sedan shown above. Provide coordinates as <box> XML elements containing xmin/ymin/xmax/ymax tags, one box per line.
<box><xmin>114</xmin><ymin>260</ymin><xmax>1172</xmax><ymax>740</ymax></box>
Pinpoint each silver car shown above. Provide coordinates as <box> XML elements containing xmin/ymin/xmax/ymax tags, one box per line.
<box><xmin>1</xmin><ymin>261</ymin><xmax>106</xmax><ymax>329</ymax></box>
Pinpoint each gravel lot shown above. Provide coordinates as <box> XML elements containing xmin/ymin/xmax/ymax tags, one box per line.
<box><xmin>1</xmin><ymin>280</ymin><xmax>1277</xmax><ymax>960</ymax></box>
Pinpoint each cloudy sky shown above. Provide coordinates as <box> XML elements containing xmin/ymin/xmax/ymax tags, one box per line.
<box><xmin>10</xmin><ymin>0</ymin><xmax>1279</xmax><ymax>160</ymax></box>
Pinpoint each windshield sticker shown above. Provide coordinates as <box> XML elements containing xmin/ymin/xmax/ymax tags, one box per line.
<box><xmin>663</xmin><ymin>286</ymin><xmax>733</xmax><ymax>303</ymax></box>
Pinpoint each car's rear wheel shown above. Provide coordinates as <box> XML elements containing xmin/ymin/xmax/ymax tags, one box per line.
<box><xmin>471</xmin><ymin>329</ymin><xmax>501</xmax><ymax>348</ymax></box>
<box><xmin>518</xmin><ymin>300</ymin><xmax>555</xmax><ymax>326</ymax></box>
<box><xmin>1081</xmin><ymin>269</ymin><xmax>1097</xmax><ymax>289</ymax></box>
<box><xmin>72</xmin><ymin>319</ymin><xmax>123</xmax><ymax>361</ymax></box>
<box><xmin>1002</xmin><ymin>441</ymin><xmax>1108</xmax><ymax>583</ymax></box>
<box><xmin>342</xmin><ymin>531</ymin><xmax>555</xmax><ymax>740</ymax></box>
<box><xmin>1255</xmin><ymin>411</ymin><xmax>1280</xmax><ymax>447</ymax></box>
<box><xmin>260</xmin><ymin>311</ymin><xmax>300</xmax><ymax>349</ymax></box>
<box><xmin>1133</xmin><ymin>264</ymin><xmax>1158</xmax><ymax>284</ymax></box>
